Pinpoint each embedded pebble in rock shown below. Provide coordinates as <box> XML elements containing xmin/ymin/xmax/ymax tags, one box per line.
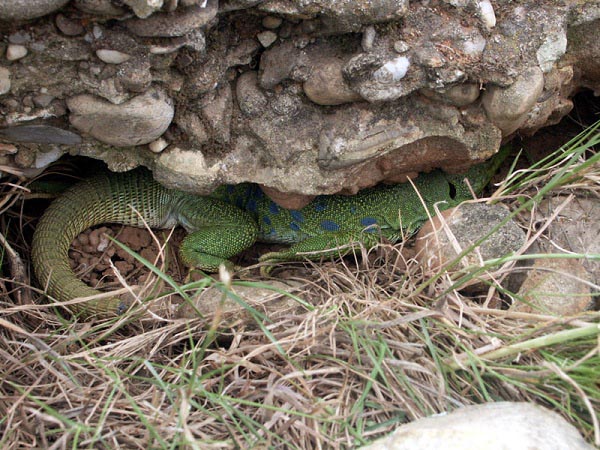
<box><xmin>0</xmin><ymin>143</ymin><xmax>18</xmax><ymax>155</ymax></box>
<box><xmin>96</xmin><ymin>49</ymin><xmax>132</xmax><ymax>64</ymax></box>
<box><xmin>482</xmin><ymin>66</ymin><xmax>545</xmax><ymax>134</ymax></box>
<box><xmin>148</xmin><ymin>137</ymin><xmax>168</xmax><ymax>153</ymax></box>
<box><xmin>73</xmin><ymin>0</ymin><xmax>125</xmax><ymax>16</ymax></box>
<box><xmin>262</xmin><ymin>16</ymin><xmax>282</xmax><ymax>29</ymax></box>
<box><xmin>6</xmin><ymin>45</ymin><xmax>28</xmax><ymax>61</ymax></box>
<box><xmin>236</xmin><ymin>71</ymin><xmax>268</xmax><ymax>117</ymax></box>
<box><xmin>125</xmin><ymin>0</ymin><xmax>218</xmax><ymax>37</ymax></box>
<box><xmin>257</xmin><ymin>31</ymin><xmax>278</xmax><ymax>48</ymax></box>
<box><xmin>199</xmin><ymin>84</ymin><xmax>232</xmax><ymax>144</ymax></box>
<box><xmin>420</xmin><ymin>83</ymin><xmax>481</xmax><ymax>107</ymax></box>
<box><xmin>303</xmin><ymin>57</ymin><xmax>362</xmax><ymax>106</ymax></box>
<box><xmin>393</xmin><ymin>40</ymin><xmax>410</xmax><ymax>53</ymax></box>
<box><xmin>511</xmin><ymin>258</ymin><xmax>592</xmax><ymax>315</ymax></box>
<box><xmin>123</xmin><ymin>0</ymin><xmax>165</xmax><ymax>18</ymax></box>
<box><xmin>55</xmin><ymin>14</ymin><xmax>85</xmax><ymax>36</ymax></box>
<box><xmin>0</xmin><ymin>67</ymin><xmax>10</xmax><ymax>95</ymax></box>
<box><xmin>414</xmin><ymin>203</ymin><xmax>525</xmax><ymax>288</ymax></box>
<box><xmin>360</xmin><ymin>402</ymin><xmax>594</xmax><ymax>450</ymax></box>
<box><xmin>0</xmin><ymin>0</ymin><xmax>69</xmax><ymax>20</ymax></box>
<box><xmin>67</xmin><ymin>90</ymin><xmax>174</xmax><ymax>147</ymax></box>
<box><xmin>34</xmin><ymin>146</ymin><xmax>64</xmax><ymax>169</ymax></box>
<box><xmin>0</xmin><ymin>125</ymin><xmax>82</xmax><ymax>145</ymax></box>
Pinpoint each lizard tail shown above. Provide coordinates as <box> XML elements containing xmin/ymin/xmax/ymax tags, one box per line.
<box><xmin>31</xmin><ymin>170</ymin><xmax>171</xmax><ymax>318</ymax></box>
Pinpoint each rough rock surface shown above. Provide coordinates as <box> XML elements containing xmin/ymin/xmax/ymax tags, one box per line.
<box><xmin>0</xmin><ymin>1</ymin><xmax>598</xmax><ymax>203</ymax></box>
<box><xmin>360</xmin><ymin>402</ymin><xmax>594</xmax><ymax>450</ymax></box>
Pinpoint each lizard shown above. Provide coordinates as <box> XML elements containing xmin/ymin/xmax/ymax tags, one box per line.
<box><xmin>32</xmin><ymin>148</ymin><xmax>509</xmax><ymax>318</ymax></box>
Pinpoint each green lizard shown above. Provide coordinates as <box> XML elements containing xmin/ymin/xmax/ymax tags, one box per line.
<box><xmin>32</xmin><ymin>148</ymin><xmax>508</xmax><ymax>318</ymax></box>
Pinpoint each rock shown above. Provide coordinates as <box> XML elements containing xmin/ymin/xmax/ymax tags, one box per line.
<box><xmin>96</xmin><ymin>49</ymin><xmax>132</xmax><ymax>64</ymax></box>
<box><xmin>262</xmin><ymin>16</ymin><xmax>282</xmax><ymax>29</ymax></box>
<box><xmin>259</xmin><ymin>0</ymin><xmax>409</xmax><ymax>33</ymax></box>
<box><xmin>6</xmin><ymin>45</ymin><xmax>28</xmax><ymax>61</ymax></box>
<box><xmin>0</xmin><ymin>0</ymin><xmax>69</xmax><ymax>21</ymax></box>
<box><xmin>116</xmin><ymin>59</ymin><xmax>153</xmax><ymax>92</ymax></box>
<box><xmin>414</xmin><ymin>203</ymin><xmax>525</xmax><ymax>287</ymax></box>
<box><xmin>512</xmin><ymin>258</ymin><xmax>592</xmax><ymax>315</ymax></box>
<box><xmin>0</xmin><ymin>125</ymin><xmax>82</xmax><ymax>145</ymax></box>
<box><xmin>0</xmin><ymin>67</ymin><xmax>10</xmax><ymax>95</ymax></box>
<box><xmin>257</xmin><ymin>31</ymin><xmax>277</xmax><ymax>48</ymax></box>
<box><xmin>122</xmin><ymin>0</ymin><xmax>164</xmax><ymax>18</ymax></box>
<box><xmin>303</xmin><ymin>57</ymin><xmax>362</xmax><ymax>106</ymax></box>
<box><xmin>536</xmin><ymin>196</ymin><xmax>600</xmax><ymax>288</ymax></box>
<box><xmin>73</xmin><ymin>0</ymin><xmax>125</xmax><ymax>16</ymax></box>
<box><xmin>175</xmin><ymin>280</ymin><xmax>304</xmax><ymax>326</ymax></box>
<box><xmin>420</xmin><ymin>83</ymin><xmax>481</xmax><ymax>107</ymax></box>
<box><xmin>482</xmin><ymin>66</ymin><xmax>545</xmax><ymax>135</ymax></box>
<box><xmin>148</xmin><ymin>137</ymin><xmax>168</xmax><ymax>153</ymax></box>
<box><xmin>55</xmin><ymin>14</ymin><xmax>85</xmax><ymax>36</ymax></box>
<box><xmin>125</xmin><ymin>0</ymin><xmax>218</xmax><ymax>37</ymax></box>
<box><xmin>199</xmin><ymin>83</ymin><xmax>232</xmax><ymax>144</ymax></box>
<box><xmin>260</xmin><ymin>185</ymin><xmax>315</xmax><ymax>210</ymax></box>
<box><xmin>34</xmin><ymin>146</ymin><xmax>64</xmax><ymax>169</ymax></box>
<box><xmin>360</xmin><ymin>402</ymin><xmax>594</xmax><ymax>450</ymax></box>
<box><xmin>236</xmin><ymin>71</ymin><xmax>268</xmax><ymax>116</ymax></box>
<box><xmin>67</xmin><ymin>90</ymin><xmax>174</xmax><ymax>147</ymax></box>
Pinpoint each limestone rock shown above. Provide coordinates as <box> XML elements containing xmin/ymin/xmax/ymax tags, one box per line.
<box><xmin>361</xmin><ymin>402</ymin><xmax>594</xmax><ymax>450</ymax></box>
<box><xmin>414</xmin><ymin>203</ymin><xmax>525</xmax><ymax>288</ymax></box>
<box><xmin>536</xmin><ymin>196</ymin><xmax>600</xmax><ymax>288</ymax></box>
<box><xmin>0</xmin><ymin>0</ymin><xmax>69</xmax><ymax>21</ymax></box>
<box><xmin>67</xmin><ymin>90</ymin><xmax>174</xmax><ymax>147</ymax></box>
<box><xmin>482</xmin><ymin>66</ymin><xmax>545</xmax><ymax>135</ymax></box>
<box><xmin>125</xmin><ymin>0</ymin><xmax>218</xmax><ymax>37</ymax></box>
<box><xmin>0</xmin><ymin>67</ymin><xmax>10</xmax><ymax>95</ymax></box>
<box><xmin>303</xmin><ymin>57</ymin><xmax>362</xmax><ymax>106</ymax></box>
<box><xmin>512</xmin><ymin>258</ymin><xmax>592</xmax><ymax>315</ymax></box>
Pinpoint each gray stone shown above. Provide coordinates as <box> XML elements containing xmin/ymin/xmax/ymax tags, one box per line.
<box><xmin>361</xmin><ymin>402</ymin><xmax>593</xmax><ymax>450</ymax></box>
<box><xmin>0</xmin><ymin>0</ymin><xmax>69</xmax><ymax>21</ymax></box>
<box><xmin>257</xmin><ymin>31</ymin><xmax>278</xmax><ymax>48</ymax></box>
<box><xmin>512</xmin><ymin>258</ymin><xmax>592</xmax><ymax>315</ymax></box>
<box><xmin>236</xmin><ymin>71</ymin><xmax>268</xmax><ymax>116</ymax></box>
<box><xmin>303</xmin><ymin>57</ymin><xmax>362</xmax><ymax>106</ymax></box>
<box><xmin>536</xmin><ymin>196</ymin><xmax>600</xmax><ymax>289</ymax></box>
<box><xmin>67</xmin><ymin>90</ymin><xmax>174</xmax><ymax>147</ymax></box>
<box><xmin>0</xmin><ymin>67</ymin><xmax>10</xmax><ymax>95</ymax></box>
<box><xmin>55</xmin><ymin>14</ymin><xmax>85</xmax><ymax>36</ymax></box>
<box><xmin>414</xmin><ymin>203</ymin><xmax>526</xmax><ymax>288</ymax></box>
<box><xmin>73</xmin><ymin>0</ymin><xmax>126</xmax><ymax>16</ymax></box>
<box><xmin>482</xmin><ymin>66</ymin><xmax>545</xmax><ymax>134</ymax></box>
<box><xmin>0</xmin><ymin>125</ymin><xmax>82</xmax><ymax>145</ymax></box>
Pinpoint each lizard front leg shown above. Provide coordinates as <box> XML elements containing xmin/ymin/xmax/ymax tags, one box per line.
<box><xmin>259</xmin><ymin>230</ymin><xmax>388</xmax><ymax>274</ymax></box>
<box><xmin>175</xmin><ymin>195</ymin><xmax>259</xmax><ymax>272</ymax></box>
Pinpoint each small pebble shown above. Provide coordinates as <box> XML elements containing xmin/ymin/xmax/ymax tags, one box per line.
<box><xmin>55</xmin><ymin>14</ymin><xmax>85</xmax><ymax>36</ymax></box>
<box><xmin>393</xmin><ymin>40</ymin><xmax>410</xmax><ymax>53</ymax></box>
<box><xmin>6</xmin><ymin>44</ymin><xmax>28</xmax><ymax>61</ymax></box>
<box><xmin>262</xmin><ymin>16</ymin><xmax>282</xmax><ymax>29</ymax></box>
<box><xmin>96</xmin><ymin>49</ymin><xmax>132</xmax><ymax>64</ymax></box>
<box><xmin>0</xmin><ymin>67</ymin><xmax>10</xmax><ymax>95</ymax></box>
<box><xmin>257</xmin><ymin>31</ymin><xmax>278</xmax><ymax>48</ymax></box>
<box><xmin>149</xmin><ymin>138</ymin><xmax>169</xmax><ymax>153</ymax></box>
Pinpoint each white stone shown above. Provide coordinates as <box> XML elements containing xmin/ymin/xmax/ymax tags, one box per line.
<box><xmin>96</xmin><ymin>49</ymin><xmax>132</xmax><ymax>64</ymax></box>
<box><xmin>6</xmin><ymin>44</ymin><xmax>28</xmax><ymax>61</ymax></box>
<box><xmin>361</xmin><ymin>402</ymin><xmax>594</xmax><ymax>450</ymax></box>
<box><xmin>478</xmin><ymin>0</ymin><xmax>496</xmax><ymax>29</ymax></box>
<box><xmin>148</xmin><ymin>137</ymin><xmax>168</xmax><ymax>153</ymax></box>
<box><xmin>537</xmin><ymin>31</ymin><xmax>568</xmax><ymax>73</ymax></box>
<box><xmin>374</xmin><ymin>56</ymin><xmax>410</xmax><ymax>82</ymax></box>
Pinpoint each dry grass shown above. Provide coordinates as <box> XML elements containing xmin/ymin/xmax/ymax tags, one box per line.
<box><xmin>0</xmin><ymin>121</ymin><xmax>599</xmax><ymax>449</ymax></box>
